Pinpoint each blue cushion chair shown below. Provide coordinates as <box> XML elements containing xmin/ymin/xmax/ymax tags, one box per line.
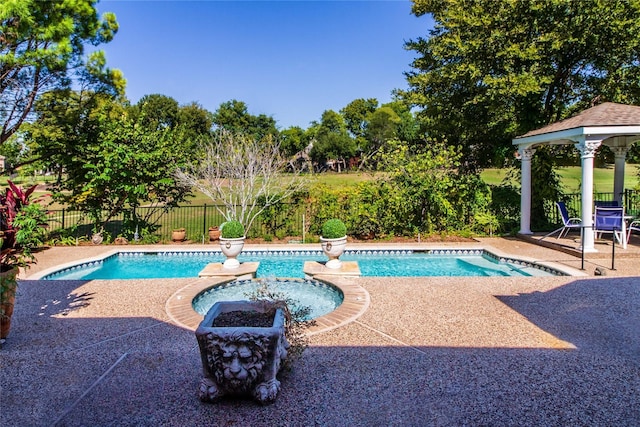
<box><xmin>594</xmin><ymin>206</ymin><xmax>624</xmax><ymax>246</ymax></box>
<box><xmin>541</xmin><ymin>201</ymin><xmax>582</xmax><ymax>240</ymax></box>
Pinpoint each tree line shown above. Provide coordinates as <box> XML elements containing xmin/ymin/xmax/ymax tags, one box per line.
<box><xmin>3</xmin><ymin>0</ymin><xmax>640</xmax><ymax>236</ymax></box>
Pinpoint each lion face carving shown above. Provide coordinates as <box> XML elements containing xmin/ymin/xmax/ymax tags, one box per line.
<box><xmin>203</xmin><ymin>331</ymin><xmax>270</xmax><ymax>394</ymax></box>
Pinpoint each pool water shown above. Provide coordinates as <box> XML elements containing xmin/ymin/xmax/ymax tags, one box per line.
<box><xmin>192</xmin><ymin>278</ymin><xmax>343</xmax><ymax>321</ymax></box>
<box><xmin>43</xmin><ymin>249</ymin><xmax>553</xmax><ymax>280</ymax></box>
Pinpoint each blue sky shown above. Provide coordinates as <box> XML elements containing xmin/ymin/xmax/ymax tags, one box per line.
<box><xmin>96</xmin><ymin>0</ymin><xmax>432</xmax><ymax>129</ymax></box>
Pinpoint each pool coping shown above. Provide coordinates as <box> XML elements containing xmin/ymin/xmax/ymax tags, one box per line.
<box><xmin>164</xmin><ymin>274</ymin><xmax>370</xmax><ymax>336</ymax></box>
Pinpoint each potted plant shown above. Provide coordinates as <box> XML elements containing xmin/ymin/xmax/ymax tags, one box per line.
<box><xmin>1</xmin><ymin>181</ymin><xmax>48</xmax><ymax>340</ymax></box>
<box><xmin>171</xmin><ymin>227</ymin><xmax>186</xmax><ymax>242</ymax></box>
<box><xmin>319</xmin><ymin>218</ymin><xmax>347</xmax><ymax>269</ymax></box>
<box><xmin>208</xmin><ymin>226</ymin><xmax>221</xmax><ymax>242</ymax></box>
<box><xmin>195</xmin><ymin>280</ymin><xmax>312</xmax><ymax>405</ymax></box>
<box><xmin>196</xmin><ymin>300</ymin><xmax>289</xmax><ymax>405</ymax></box>
<box><xmin>91</xmin><ymin>229</ymin><xmax>104</xmax><ymax>245</ymax></box>
<box><xmin>219</xmin><ymin>220</ymin><xmax>245</xmax><ymax>268</ymax></box>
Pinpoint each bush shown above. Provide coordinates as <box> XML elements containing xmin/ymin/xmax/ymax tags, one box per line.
<box><xmin>321</xmin><ymin>218</ymin><xmax>346</xmax><ymax>239</ymax></box>
<box><xmin>220</xmin><ymin>220</ymin><xmax>245</xmax><ymax>238</ymax></box>
<box><xmin>13</xmin><ymin>203</ymin><xmax>49</xmax><ymax>255</ymax></box>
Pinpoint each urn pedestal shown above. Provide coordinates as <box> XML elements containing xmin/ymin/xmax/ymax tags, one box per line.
<box><xmin>320</xmin><ymin>236</ymin><xmax>347</xmax><ymax>269</ymax></box>
<box><xmin>195</xmin><ymin>300</ymin><xmax>289</xmax><ymax>405</ymax></box>
<box><xmin>219</xmin><ymin>237</ymin><xmax>245</xmax><ymax>268</ymax></box>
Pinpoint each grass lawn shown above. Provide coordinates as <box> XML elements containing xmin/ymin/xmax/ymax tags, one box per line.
<box><xmin>176</xmin><ymin>172</ymin><xmax>380</xmax><ymax>205</ymax></box>
<box><xmin>481</xmin><ymin>165</ymin><xmax>640</xmax><ymax>192</ymax></box>
<box><xmin>309</xmin><ymin>167</ymin><xmax>640</xmax><ymax>194</ymax></box>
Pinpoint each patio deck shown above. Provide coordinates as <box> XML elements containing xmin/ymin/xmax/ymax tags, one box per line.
<box><xmin>1</xmin><ymin>238</ymin><xmax>639</xmax><ymax>426</ymax></box>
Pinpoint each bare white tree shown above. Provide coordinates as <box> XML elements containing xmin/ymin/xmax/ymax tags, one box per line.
<box><xmin>176</xmin><ymin>130</ymin><xmax>306</xmax><ymax>233</ymax></box>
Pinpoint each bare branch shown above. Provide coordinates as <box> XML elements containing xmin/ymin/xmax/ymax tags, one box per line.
<box><xmin>176</xmin><ymin>129</ymin><xmax>307</xmax><ymax>233</ymax></box>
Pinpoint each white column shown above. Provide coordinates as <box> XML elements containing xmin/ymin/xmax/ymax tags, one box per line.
<box><xmin>576</xmin><ymin>138</ymin><xmax>602</xmax><ymax>252</ymax></box>
<box><xmin>612</xmin><ymin>147</ymin><xmax>628</xmax><ymax>205</ymax></box>
<box><xmin>519</xmin><ymin>146</ymin><xmax>535</xmax><ymax>234</ymax></box>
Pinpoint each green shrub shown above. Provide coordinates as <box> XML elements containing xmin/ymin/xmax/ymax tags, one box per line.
<box><xmin>221</xmin><ymin>220</ymin><xmax>245</xmax><ymax>238</ymax></box>
<box><xmin>13</xmin><ymin>203</ymin><xmax>49</xmax><ymax>256</ymax></box>
<box><xmin>321</xmin><ymin>218</ymin><xmax>346</xmax><ymax>239</ymax></box>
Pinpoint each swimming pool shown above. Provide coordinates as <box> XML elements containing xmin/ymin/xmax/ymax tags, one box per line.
<box><xmin>41</xmin><ymin>248</ymin><xmax>560</xmax><ymax>280</ymax></box>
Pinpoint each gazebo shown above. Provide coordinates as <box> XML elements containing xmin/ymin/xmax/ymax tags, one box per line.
<box><xmin>512</xmin><ymin>102</ymin><xmax>640</xmax><ymax>252</ymax></box>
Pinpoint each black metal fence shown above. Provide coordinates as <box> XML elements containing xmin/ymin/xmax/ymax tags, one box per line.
<box><xmin>556</xmin><ymin>189</ymin><xmax>640</xmax><ymax>222</ymax></box>
<box><xmin>45</xmin><ymin>203</ymin><xmax>307</xmax><ymax>242</ymax></box>
<box><xmin>44</xmin><ymin>189</ymin><xmax>640</xmax><ymax>241</ymax></box>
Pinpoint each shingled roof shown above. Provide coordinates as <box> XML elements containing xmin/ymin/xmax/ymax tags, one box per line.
<box><xmin>516</xmin><ymin>102</ymin><xmax>640</xmax><ymax>139</ymax></box>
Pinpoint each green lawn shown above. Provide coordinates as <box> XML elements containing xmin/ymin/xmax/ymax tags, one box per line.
<box><xmin>481</xmin><ymin>165</ymin><xmax>640</xmax><ymax>193</ymax></box>
<box><xmin>310</xmin><ymin>167</ymin><xmax>640</xmax><ymax>194</ymax></box>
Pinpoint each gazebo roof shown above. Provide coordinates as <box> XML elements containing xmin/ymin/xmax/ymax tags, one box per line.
<box><xmin>513</xmin><ymin>102</ymin><xmax>640</xmax><ymax>144</ymax></box>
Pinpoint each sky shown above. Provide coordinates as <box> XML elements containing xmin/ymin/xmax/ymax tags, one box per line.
<box><xmin>95</xmin><ymin>0</ymin><xmax>432</xmax><ymax>129</ymax></box>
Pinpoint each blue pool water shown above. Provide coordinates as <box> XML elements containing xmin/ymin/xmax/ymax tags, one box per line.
<box><xmin>42</xmin><ymin>249</ymin><xmax>555</xmax><ymax>280</ymax></box>
<box><xmin>192</xmin><ymin>278</ymin><xmax>343</xmax><ymax>320</ymax></box>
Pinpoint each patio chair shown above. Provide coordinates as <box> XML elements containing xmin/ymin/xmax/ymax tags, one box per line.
<box><xmin>540</xmin><ymin>201</ymin><xmax>582</xmax><ymax>240</ymax></box>
<box><xmin>627</xmin><ymin>219</ymin><xmax>640</xmax><ymax>243</ymax></box>
<box><xmin>595</xmin><ymin>200</ymin><xmax>620</xmax><ymax>208</ymax></box>
<box><xmin>594</xmin><ymin>206</ymin><xmax>624</xmax><ymax>246</ymax></box>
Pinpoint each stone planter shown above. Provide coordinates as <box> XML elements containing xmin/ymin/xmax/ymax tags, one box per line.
<box><xmin>219</xmin><ymin>236</ymin><xmax>245</xmax><ymax>268</ymax></box>
<box><xmin>208</xmin><ymin>226</ymin><xmax>221</xmax><ymax>242</ymax></box>
<box><xmin>0</xmin><ymin>267</ymin><xmax>19</xmax><ymax>339</ymax></box>
<box><xmin>171</xmin><ymin>229</ymin><xmax>186</xmax><ymax>242</ymax></box>
<box><xmin>320</xmin><ymin>236</ymin><xmax>347</xmax><ymax>269</ymax></box>
<box><xmin>91</xmin><ymin>232</ymin><xmax>103</xmax><ymax>245</ymax></box>
<box><xmin>195</xmin><ymin>300</ymin><xmax>289</xmax><ymax>405</ymax></box>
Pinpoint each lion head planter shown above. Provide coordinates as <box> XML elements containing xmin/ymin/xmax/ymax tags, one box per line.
<box><xmin>195</xmin><ymin>300</ymin><xmax>290</xmax><ymax>405</ymax></box>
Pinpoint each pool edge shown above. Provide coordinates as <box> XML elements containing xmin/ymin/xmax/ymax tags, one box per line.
<box><xmin>165</xmin><ymin>275</ymin><xmax>370</xmax><ymax>336</ymax></box>
<box><xmin>26</xmin><ymin>244</ymin><xmax>583</xmax><ymax>280</ymax></box>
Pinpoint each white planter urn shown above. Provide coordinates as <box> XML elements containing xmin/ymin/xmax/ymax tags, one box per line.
<box><xmin>219</xmin><ymin>237</ymin><xmax>245</xmax><ymax>268</ymax></box>
<box><xmin>320</xmin><ymin>236</ymin><xmax>347</xmax><ymax>269</ymax></box>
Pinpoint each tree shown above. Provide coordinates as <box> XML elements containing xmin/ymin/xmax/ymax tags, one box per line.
<box><xmin>26</xmin><ymin>93</ymin><xmax>191</xmax><ymax>232</ymax></box>
<box><xmin>279</xmin><ymin>126</ymin><xmax>307</xmax><ymax>158</ymax></box>
<box><xmin>176</xmin><ymin>129</ymin><xmax>306</xmax><ymax>233</ymax></box>
<box><xmin>340</xmin><ymin>98</ymin><xmax>378</xmax><ymax>169</ymax></box>
<box><xmin>383</xmin><ymin>101</ymin><xmax>419</xmax><ymax>148</ymax></box>
<box><xmin>0</xmin><ymin>134</ymin><xmax>22</xmax><ymax>172</ymax></box>
<box><xmin>77</xmin><ymin>113</ymin><xmax>191</xmax><ymax>231</ymax></box>
<box><xmin>176</xmin><ymin>102</ymin><xmax>213</xmax><ymax>141</ymax></box>
<box><xmin>309</xmin><ymin>110</ymin><xmax>356</xmax><ymax>171</ymax></box>
<box><xmin>128</xmin><ymin>96</ymin><xmax>212</xmax><ymax>154</ymax></box>
<box><xmin>340</xmin><ymin>98</ymin><xmax>378</xmax><ymax>140</ymax></box>
<box><xmin>377</xmin><ymin>138</ymin><xmax>494</xmax><ymax>234</ymax></box>
<box><xmin>130</xmin><ymin>94</ymin><xmax>179</xmax><ymax>131</ymax></box>
<box><xmin>401</xmin><ymin>0</ymin><xmax>640</xmax><ymax>169</ymax></box>
<box><xmin>211</xmin><ymin>100</ymin><xmax>278</xmax><ymax>140</ymax></box>
<box><xmin>0</xmin><ymin>0</ymin><xmax>124</xmax><ymax>145</ymax></box>
<box><xmin>364</xmin><ymin>106</ymin><xmax>401</xmax><ymax>160</ymax></box>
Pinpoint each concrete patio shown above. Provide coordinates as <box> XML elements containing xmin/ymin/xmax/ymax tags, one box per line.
<box><xmin>1</xmin><ymin>238</ymin><xmax>639</xmax><ymax>426</ymax></box>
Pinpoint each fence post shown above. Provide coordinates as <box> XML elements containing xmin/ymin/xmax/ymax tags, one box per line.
<box><xmin>61</xmin><ymin>208</ymin><xmax>65</xmax><ymax>230</ymax></box>
<box><xmin>203</xmin><ymin>204</ymin><xmax>207</xmax><ymax>237</ymax></box>
<box><xmin>625</xmin><ymin>189</ymin><xmax>629</xmax><ymax>212</ymax></box>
